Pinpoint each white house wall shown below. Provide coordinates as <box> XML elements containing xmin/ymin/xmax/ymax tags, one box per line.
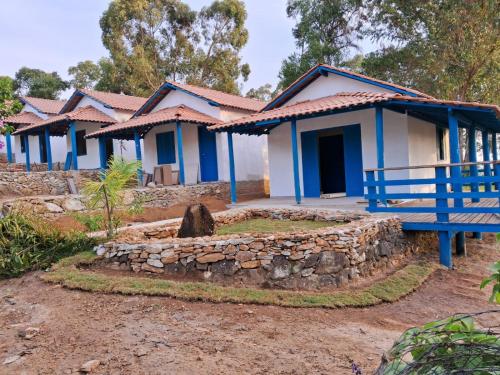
<box><xmin>73</xmin><ymin>96</ymin><xmax>137</xmax><ymax>166</ymax></box>
<box><xmin>285</xmin><ymin>74</ymin><xmax>397</xmax><ymax>107</ymax></box>
<box><xmin>267</xmin><ymin>108</ymin><xmax>412</xmax><ymax>197</ymax></box>
<box><xmin>153</xmin><ymin>90</ymin><xmax>221</xmax><ymax>118</ymax></box>
<box><xmin>66</xmin><ymin>121</ymin><xmax>103</xmax><ymax>169</ymax></box>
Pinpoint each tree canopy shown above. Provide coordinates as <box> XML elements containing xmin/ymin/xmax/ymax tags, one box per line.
<box><xmin>0</xmin><ymin>76</ymin><xmax>22</xmax><ymax>120</ymax></box>
<box><xmin>73</xmin><ymin>0</ymin><xmax>251</xmax><ymax>97</ymax></box>
<box><xmin>13</xmin><ymin>67</ymin><xmax>69</xmax><ymax>99</ymax></box>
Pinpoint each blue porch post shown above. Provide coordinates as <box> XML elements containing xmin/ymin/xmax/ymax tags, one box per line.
<box><xmin>290</xmin><ymin>118</ymin><xmax>301</xmax><ymax>204</ymax></box>
<box><xmin>227</xmin><ymin>132</ymin><xmax>237</xmax><ymax>204</ymax></box>
<box><xmin>375</xmin><ymin>107</ymin><xmax>386</xmax><ymax>204</ymax></box>
<box><xmin>133</xmin><ymin>130</ymin><xmax>143</xmax><ymax>185</ymax></box>
<box><xmin>24</xmin><ymin>135</ymin><xmax>30</xmax><ymax>173</ymax></box>
<box><xmin>5</xmin><ymin>132</ymin><xmax>13</xmax><ymax>163</ymax></box>
<box><xmin>98</xmin><ymin>137</ymin><xmax>107</xmax><ymax>172</ymax></box>
<box><xmin>69</xmin><ymin>121</ymin><xmax>78</xmax><ymax>170</ymax></box>
<box><xmin>468</xmin><ymin>127</ymin><xmax>481</xmax><ymax>239</ymax></box>
<box><xmin>493</xmin><ymin>132</ymin><xmax>499</xmax><ymax>192</ymax></box>
<box><xmin>44</xmin><ymin>127</ymin><xmax>52</xmax><ymax>171</ymax></box>
<box><xmin>436</xmin><ymin>166</ymin><xmax>452</xmax><ymax>268</ymax></box>
<box><xmin>448</xmin><ymin>109</ymin><xmax>465</xmax><ymax>256</ymax></box>
<box><xmin>176</xmin><ymin>120</ymin><xmax>185</xmax><ymax>185</ymax></box>
<box><xmin>482</xmin><ymin>131</ymin><xmax>491</xmax><ymax>192</ymax></box>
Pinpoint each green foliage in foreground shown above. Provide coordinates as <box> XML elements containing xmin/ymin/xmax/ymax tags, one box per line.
<box><xmin>377</xmin><ymin>312</ymin><xmax>500</xmax><ymax>375</ymax></box>
<box><xmin>480</xmin><ymin>261</ymin><xmax>500</xmax><ymax>304</ymax></box>
<box><xmin>43</xmin><ymin>254</ymin><xmax>434</xmax><ymax>308</ymax></box>
<box><xmin>216</xmin><ymin>218</ymin><xmax>336</xmax><ymax>235</ymax></box>
<box><xmin>0</xmin><ymin>214</ymin><xmax>96</xmax><ymax>278</ymax></box>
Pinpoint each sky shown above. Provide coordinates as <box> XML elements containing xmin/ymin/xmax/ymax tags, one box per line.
<box><xmin>0</xmin><ymin>0</ymin><xmax>376</xmax><ymax>98</ymax></box>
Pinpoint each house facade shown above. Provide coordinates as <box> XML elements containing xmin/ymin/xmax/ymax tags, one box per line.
<box><xmin>86</xmin><ymin>81</ymin><xmax>267</xmax><ymax>186</ymax></box>
<box><xmin>13</xmin><ymin>89</ymin><xmax>147</xmax><ymax>171</ymax></box>
<box><xmin>209</xmin><ymin>64</ymin><xmax>497</xmax><ymax>203</ymax></box>
<box><xmin>3</xmin><ymin>97</ymin><xmax>67</xmax><ymax>165</ymax></box>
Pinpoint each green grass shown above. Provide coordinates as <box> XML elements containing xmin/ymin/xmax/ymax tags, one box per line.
<box><xmin>42</xmin><ymin>252</ymin><xmax>436</xmax><ymax>309</ymax></box>
<box><xmin>216</xmin><ymin>218</ymin><xmax>336</xmax><ymax>235</ymax></box>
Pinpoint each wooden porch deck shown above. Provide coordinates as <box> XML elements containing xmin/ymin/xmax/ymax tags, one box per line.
<box><xmin>400</xmin><ymin>198</ymin><xmax>500</xmax><ymax>227</ymax></box>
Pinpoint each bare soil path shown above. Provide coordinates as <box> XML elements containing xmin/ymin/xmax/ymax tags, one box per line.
<box><xmin>1</xmin><ymin>235</ymin><xmax>498</xmax><ymax>375</ymax></box>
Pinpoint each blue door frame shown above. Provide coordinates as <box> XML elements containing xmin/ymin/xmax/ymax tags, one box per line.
<box><xmin>198</xmin><ymin>126</ymin><xmax>219</xmax><ymax>182</ymax></box>
<box><xmin>300</xmin><ymin>124</ymin><xmax>364</xmax><ymax>197</ymax></box>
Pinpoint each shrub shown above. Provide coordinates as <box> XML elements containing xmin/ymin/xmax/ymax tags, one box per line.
<box><xmin>0</xmin><ymin>214</ymin><xmax>96</xmax><ymax>278</ymax></box>
<box><xmin>72</xmin><ymin>212</ymin><xmax>104</xmax><ymax>232</ymax></box>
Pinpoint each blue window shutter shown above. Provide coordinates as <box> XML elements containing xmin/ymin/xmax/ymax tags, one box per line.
<box><xmin>156</xmin><ymin>131</ymin><xmax>176</xmax><ymax>164</ymax></box>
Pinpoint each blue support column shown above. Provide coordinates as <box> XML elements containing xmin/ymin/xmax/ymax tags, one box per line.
<box><xmin>448</xmin><ymin>110</ymin><xmax>465</xmax><ymax>256</ymax></box>
<box><xmin>493</xmin><ymin>132</ymin><xmax>499</xmax><ymax>194</ymax></box>
<box><xmin>134</xmin><ymin>130</ymin><xmax>143</xmax><ymax>186</ymax></box>
<box><xmin>482</xmin><ymin>131</ymin><xmax>491</xmax><ymax>192</ymax></box>
<box><xmin>290</xmin><ymin>118</ymin><xmax>301</xmax><ymax>204</ymax></box>
<box><xmin>69</xmin><ymin>122</ymin><xmax>78</xmax><ymax>170</ymax></box>
<box><xmin>468</xmin><ymin>127</ymin><xmax>481</xmax><ymax>239</ymax></box>
<box><xmin>435</xmin><ymin>166</ymin><xmax>452</xmax><ymax>268</ymax></box>
<box><xmin>375</xmin><ymin>107</ymin><xmax>386</xmax><ymax>203</ymax></box>
<box><xmin>98</xmin><ymin>137</ymin><xmax>107</xmax><ymax>172</ymax></box>
<box><xmin>227</xmin><ymin>132</ymin><xmax>237</xmax><ymax>204</ymax></box>
<box><xmin>176</xmin><ymin>120</ymin><xmax>185</xmax><ymax>185</ymax></box>
<box><xmin>44</xmin><ymin>128</ymin><xmax>52</xmax><ymax>171</ymax></box>
<box><xmin>5</xmin><ymin>132</ymin><xmax>13</xmax><ymax>163</ymax></box>
<box><xmin>24</xmin><ymin>135</ymin><xmax>30</xmax><ymax>173</ymax></box>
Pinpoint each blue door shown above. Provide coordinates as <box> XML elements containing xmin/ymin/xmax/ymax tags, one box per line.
<box><xmin>301</xmin><ymin>131</ymin><xmax>321</xmax><ymax>197</ymax></box>
<box><xmin>156</xmin><ymin>131</ymin><xmax>176</xmax><ymax>164</ymax></box>
<box><xmin>343</xmin><ymin>124</ymin><xmax>364</xmax><ymax>196</ymax></box>
<box><xmin>198</xmin><ymin>126</ymin><xmax>218</xmax><ymax>182</ymax></box>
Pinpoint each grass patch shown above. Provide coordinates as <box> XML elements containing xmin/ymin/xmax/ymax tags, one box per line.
<box><xmin>42</xmin><ymin>253</ymin><xmax>435</xmax><ymax>309</ymax></box>
<box><xmin>216</xmin><ymin>218</ymin><xmax>337</xmax><ymax>235</ymax></box>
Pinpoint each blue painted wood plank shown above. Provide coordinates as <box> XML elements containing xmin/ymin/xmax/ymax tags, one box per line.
<box><xmin>69</xmin><ymin>122</ymin><xmax>78</xmax><ymax>170</ymax></box>
<box><xmin>290</xmin><ymin>118</ymin><xmax>301</xmax><ymax>204</ymax></box>
<box><xmin>365</xmin><ymin>191</ymin><xmax>500</xmax><ymax>200</ymax></box>
<box><xmin>301</xmin><ymin>130</ymin><xmax>320</xmax><ymax>197</ymax></box>
<box><xmin>403</xmin><ymin>222</ymin><xmax>500</xmax><ymax>232</ymax></box>
<box><xmin>227</xmin><ymin>132</ymin><xmax>237</xmax><ymax>204</ymax></box>
<box><xmin>176</xmin><ymin>121</ymin><xmax>185</xmax><ymax>185</ymax></box>
<box><xmin>134</xmin><ymin>130</ymin><xmax>143</xmax><ymax>185</ymax></box>
<box><xmin>367</xmin><ymin>206</ymin><xmax>500</xmax><ymax>214</ymax></box>
<box><xmin>44</xmin><ymin>128</ymin><xmax>52</xmax><ymax>171</ymax></box>
<box><xmin>364</xmin><ymin>175</ymin><xmax>500</xmax><ymax>187</ymax></box>
<box><xmin>24</xmin><ymin>135</ymin><xmax>30</xmax><ymax>172</ymax></box>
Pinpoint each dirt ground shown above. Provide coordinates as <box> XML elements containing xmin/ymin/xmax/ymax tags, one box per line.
<box><xmin>50</xmin><ymin>197</ymin><xmax>230</xmax><ymax>233</ymax></box>
<box><xmin>0</xmin><ymin>235</ymin><xmax>499</xmax><ymax>375</ymax></box>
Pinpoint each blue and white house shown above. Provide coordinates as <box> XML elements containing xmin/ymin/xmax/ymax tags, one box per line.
<box><xmin>86</xmin><ymin>81</ymin><xmax>268</xmax><ymax>186</ymax></box>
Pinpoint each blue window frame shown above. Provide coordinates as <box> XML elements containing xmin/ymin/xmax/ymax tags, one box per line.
<box><xmin>156</xmin><ymin>131</ymin><xmax>176</xmax><ymax>164</ymax></box>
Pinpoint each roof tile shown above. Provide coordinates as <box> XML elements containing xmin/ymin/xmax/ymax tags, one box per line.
<box><xmin>4</xmin><ymin>111</ymin><xmax>44</xmax><ymax>127</ymax></box>
<box><xmin>21</xmin><ymin>97</ymin><xmax>66</xmax><ymax>114</ymax></box>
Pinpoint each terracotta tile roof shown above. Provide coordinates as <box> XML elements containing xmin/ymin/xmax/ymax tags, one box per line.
<box><xmin>209</xmin><ymin>92</ymin><xmax>500</xmax><ymax>132</ymax></box>
<box><xmin>62</xmin><ymin>89</ymin><xmax>148</xmax><ymax>113</ymax></box>
<box><xmin>3</xmin><ymin>111</ymin><xmax>44</xmax><ymax>127</ymax></box>
<box><xmin>210</xmin><ymin>92</ymin><xmax>395</xmax><ymax>130</ymax></box>
<box><xmin>86</xmin><ymin>105</ymin><xmax>222</xmax><ymax>138</ymax></box>
<box><xmin>13</xmin><ymin>106</ymin><xmax>116</xmax><ymax>135</ymax></box>
<box><xmin>263</xmin><ymin>64</ymin><xmax>434</xmax><ymax>111</ymax></box>
<box><xmin>21</xmin><ymin>97</ymin><xmax>66</xmax><ymax>114</ymax></box>
<box><xmin>137</xmin><ymin>81</ymin><xmax>266</xmax><ymax>115</ymax></box>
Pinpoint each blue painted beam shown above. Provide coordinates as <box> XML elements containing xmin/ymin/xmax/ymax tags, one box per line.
<box><xmin>5</xmin><ymin>132</ymin><xmax>12</xmax><ymax>163</ymax></box>
<box><xmin>69</xmin><ymin>121</ymin><xmax>78</xmax><ymax>170</ymax></box>
<box><xmin>176</xmin><ymin>120</ymin><xmax>185</xmax><ymax>185</ymax></box>
<box><xmin>44</xmin><ymin>128</ymin><xmax>52</xmax><ymax>171</ymax></box>
<box><xmin>435</xmin><ymin>167</ymin><xmax>449</xmax><ymax>223</ymax></box>
<box><xmin>438</xmin><ymin>231</ymin><xmax>452</xmax><ymax>268</ymax></box>
<box><xmin>367</xmin><ymin>206</ymin><xmax>500</xmax><ymax>214</ymax></box>
<box><xmin>227</xmin><ymin>132</ymin><xmax>237</xmax><ymax>204</ymax></box>
<box><xmin>133</xmin><ymin>130</ymin><xmax>143</xmax><ymax>186</ymax></box>
<box><xmin>403</xmin><ymin>222</ymin><xmax>500</xmax><ymax>233</ymax></box>
<box><xmin>365</xmin><ymin>191</ymin><xmax>500</xmax><ymax>200</ymax></box>
<box><xmin>24</xmin><ymin>135</ymin><xmax>30</xmax><ymax>173</ymax></box>
<box><xmin>482</xmin><ymin>130</ymin><xmax>492</xmax><ymax>192</ymax></box>
<box><xmin>468</xmin><ymin>127</ymin><xmax>479</xmax><ymax>202</ymax></box>
<box><xmin>290</xmin><ymin>118</ymin><xmax>301</xmax><ymax>204</ymax></box>
<box><xmin>98</xmin><ymin>137</ymin><xmax>106</xmax><ymax>172</ymax></box>
<box><xmin>364</xmin><ymin>175</ymin><xmax>500</xmax><ymax>187</ymax></box>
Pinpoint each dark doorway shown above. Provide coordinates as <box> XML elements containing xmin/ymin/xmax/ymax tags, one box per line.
<box><xmin>319</xmin><ymin>134</ymin><xmax>346</xmax><ymax>194</ymax></box>
<box><xmin>105</xmin><ymin>138</ymin><xmax>114</xmax><ymax>166</ymax></box>
<box><xmin>38</xmin><ymin>134</ymin><xmax>47</xmax><ymax>163</ymax></box>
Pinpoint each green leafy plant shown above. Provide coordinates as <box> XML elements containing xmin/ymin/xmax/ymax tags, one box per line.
<box><xmin>377</xmin><ymin>311</ymin><xmax>500</xmax><ymax>374</ymax></box>
<box><xmin>480</xmin><ymin>261</ymin><xmax>500</xmax><ymax>304</ymax></box>
<box><xmin>82</xmin><ymin>156</ymin><xmax>140</xmax><ymax>237</ymax></box>
<box><xmin>72</xmin><ymin>213</ymin><xmax>104</xmax><ymax>232</ymax></box>
<box><xmin>0</xmin><ymin>213</ymin><xmax>95</xmax><ymax>278</ymax></box>
<box><xmin>127</xmin><ymin>195</ymin><xmax>146</xmax><ymax>216</ymax></box>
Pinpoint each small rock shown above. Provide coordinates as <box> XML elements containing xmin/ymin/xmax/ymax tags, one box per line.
<box><xmin>18</xmin><ymin>327</ymin><xmax>40</xmax><ymax>340</ymax></box>
<box><xmin>2</xmin><ymin>355</ymin><xmax>21</xmax><ymax>365</ymax></box>
<box><xmin>45</xmin><ymin>202</ymin><xmax>63</xmax><ymax>213</ymax></box>
<box><xmin>80</xmin><ymin>359</ymin><xmax>100</xmax><ymax>373</ymax></box>
<box><xmin>134</xmin><ymin>348</ymin><xmax>149</xmax><ymax>357</ymax></box>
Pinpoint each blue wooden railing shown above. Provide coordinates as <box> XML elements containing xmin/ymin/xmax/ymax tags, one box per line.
<box><xmin>364</xmin><ymin>160</ymin><xmax>500</xmax><ymax>268</ymax></box>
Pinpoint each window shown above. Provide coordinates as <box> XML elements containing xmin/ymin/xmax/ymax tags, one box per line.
<box><xmin>76</xmin><ymin>130</ymin><xmax>87</xmax><ymax>156</ymax></box>
<box><xmin>436</xmin><ymin>127</ymin><xmax>446</xmax><ymax>161</ymax></box>
<box><xmin>156</xmin><ymin>131</ymin><xmax>176</xmax><ymax>164</ymax></box>
<box><xmin>20</xmin><ymin>135</ymin><xmax>26</xmax><ymax>153</ymax></box>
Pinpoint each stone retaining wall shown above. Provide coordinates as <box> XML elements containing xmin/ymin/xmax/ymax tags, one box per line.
<box><xmin>0</xmin><ymin>170</ymin><xmax>100</xmax><ymax>196</ymax></box>
<box><xmin>97</xmin><ymin>208</ymin><xmax>436</xmax><ymax>290</ymax></box>
<box><xmin>1</xmin><ymin>181</ymin><xmax>266</xmax><ymax>217</ymax></box>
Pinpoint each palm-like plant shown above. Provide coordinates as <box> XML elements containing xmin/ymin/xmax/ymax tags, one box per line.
<box><xmin>83</xmin><ymin>157</ymin><xmax>140</xmax><ymax>237</ymax></box>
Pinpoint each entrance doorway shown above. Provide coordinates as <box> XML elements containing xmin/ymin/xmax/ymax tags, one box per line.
<box><xmin>319</xmin><ymin>134</ymin><xmax>345</xmax><ymax>194</ymax></box>
<box><xmin>39</xmin><ymin>134</ymin><xmax>47</xmax><ymax>163</ymax></box>
<box><xmin>105</xmin><ymin>138</ymin><xmax>114</xmax><ymax>166</ymax></box>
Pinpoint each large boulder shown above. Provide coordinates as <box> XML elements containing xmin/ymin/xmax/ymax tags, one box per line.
<box><xmin>177</xmin><ymin>204</ymin><xmax>215</xmax><ymax>238</ymax></box>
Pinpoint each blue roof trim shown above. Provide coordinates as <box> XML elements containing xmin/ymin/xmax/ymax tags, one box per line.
<box><xmin>135</xmin><ymin>82</ymin><xmax>221</xmax><ymax>118</ymax></box>
<box><xmin>263</xmin><ymin>65</ymin><xmax>423</xmax><ymax>111</ymax></box>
